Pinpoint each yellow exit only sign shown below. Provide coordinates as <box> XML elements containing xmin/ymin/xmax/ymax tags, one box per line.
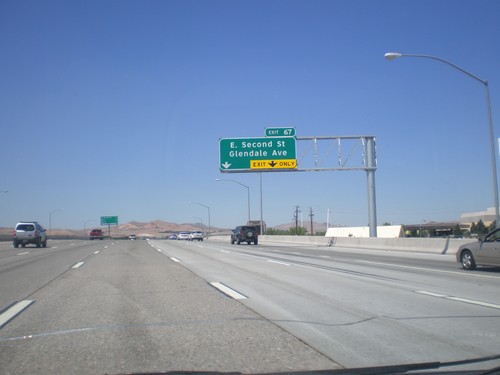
<box><xmin>250</xmin><ymin>159</ymin><xmax>297</xmax><ymax>170</ymax></box>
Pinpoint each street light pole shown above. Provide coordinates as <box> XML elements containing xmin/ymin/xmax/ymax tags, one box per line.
<box><xmin>385</xmin><ymin>52</ymin><xmax>499</xmax><ymax>228</ymax></box>
<box><xmin>215</xmin><ymin>178</ymin><xmax>251</xmax><ymax>223</ymax></box>
<box><xmin>49</xmin><ymin>209</ymin><xmax>62</xmax><ymax>236</ymax></box>
<box><xmin>187</xmin><ymin>202</ymin><xmax>211</xmax><ymax>238</ymax></box>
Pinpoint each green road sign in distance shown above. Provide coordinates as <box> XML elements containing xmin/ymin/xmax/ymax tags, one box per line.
<box><xmin>265</xmin><ymin>127</ymin><xmax>296</xmax><ymax>137</ymax></box>
<box><xmin>100</xmin><ymin>216</ymin><xmax>118</xmax><ymax>225</ymax></box>
<box><xmin>219</xmin><ymin>136</ymin><xmax>296</xmax><ymax>172</ymax></box>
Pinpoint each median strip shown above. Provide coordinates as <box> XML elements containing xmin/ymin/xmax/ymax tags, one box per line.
<box><xmin>0</xmin><ymin>300</ymin><xmax>35</xmax><ymax>329</ymax></box>
<box><xmin>210</xmin><ymin>282</ymin><xmax>247</xmax><ymax>300</ymax></box>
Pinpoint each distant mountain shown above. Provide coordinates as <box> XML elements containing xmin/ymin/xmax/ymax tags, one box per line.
<box><xmin>0</xmin><ymin>220</ymin><xmax>219</xmax><ymax>239</ymax></box>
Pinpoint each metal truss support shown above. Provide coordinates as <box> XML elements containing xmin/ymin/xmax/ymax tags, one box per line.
<box><xmin>295</xmin><ymin>135</ymin><xmax>378</xmax><ymax>237</ymax></box>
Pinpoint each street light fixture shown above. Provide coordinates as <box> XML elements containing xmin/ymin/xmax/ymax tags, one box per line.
<box><xmin>215</xmin><ymin>178</ymin><xmax>251</xmax><ymax>223</ymax></box>
<box><xmin>187</xmin><ymin>202</ymin><xmax>211</xmax><ymax>238</ymax></box>
<box><xmin>385</xmin><ymin>52</ymin><xmax>499</xmax><ymax>228</ymax></box>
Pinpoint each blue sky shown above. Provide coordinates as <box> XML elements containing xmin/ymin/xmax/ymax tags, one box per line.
<box><xmin>1</xmin><ymin>0</ymin><xmax>499</xmax><ymax>230</ymax></box>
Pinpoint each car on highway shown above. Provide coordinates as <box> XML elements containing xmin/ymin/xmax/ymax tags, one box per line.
<box><xmin>129</xmin><ymin>234</ymin><xmax>136</xmax><ymax>240</ymax></box>
<box><xmin>231</xmin><ymin>225</ymin><xmax>258</xmax><ymax>245</ymax></box>
<box><xmin>188</xmin><ymin>231</ymin><xmax>204</xmax><ymax>241</ymax></box>
<box><xmin>13</xmin><ymin>221</ymin><xmax>47</xmax><ymax>248</ymax></box>
<box><xmin>89</xmin><ymin>229</ymin><xmax>104</xmax><ymax>240</ymax></box>
<box><xmin>456</xmin><ymin>228</ymin><xmax>500</xmax><ymax>270</ymax></box>
<box><xmin>177</xmin><ymin>231</ymin><xmax>190</xmax><ymax>240</ymax></box>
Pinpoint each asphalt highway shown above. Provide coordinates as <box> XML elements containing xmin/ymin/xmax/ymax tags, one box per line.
<box><xmin>0</xmin><ymin>238</ymin><xmax>499</xmax><ymax>374</ymax></box>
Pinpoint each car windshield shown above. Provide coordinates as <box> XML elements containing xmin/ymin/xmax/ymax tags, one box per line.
<box><xmin>1</xmin><ymin>1</ymin><xmax>500</xmax><ymax>374</ymax></box>
<box><xmin>17</xmin><ymin>225</ymin><xmax>35</xmax><ymax>231</ymax></box>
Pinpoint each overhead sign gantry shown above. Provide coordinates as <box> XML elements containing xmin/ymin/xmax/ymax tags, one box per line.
<box><xmin>218</xmin><ymin>128</ymin><xmax>378</xmax><ymax>237</ymax></box>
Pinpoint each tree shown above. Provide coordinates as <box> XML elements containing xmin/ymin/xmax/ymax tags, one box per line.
<box><xmin>477</xmin><ymin>220</ymin><xmax>488</xmax><ymax>235</ymax></box>
<box><xmin>453</xmin><ymin>224</ymin><xmax>463</xmax><ymax>238</ymax></box>
<box><xmin>289</xmin><ymin>226</ymin><xmax>307</xmax><ymax>236</ymax></box>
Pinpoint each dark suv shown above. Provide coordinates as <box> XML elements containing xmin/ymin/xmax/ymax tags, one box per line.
<box><xmin>231</xmin><ymin>226</ymin><xmax>258</xmax><ymax>245</ymax></box>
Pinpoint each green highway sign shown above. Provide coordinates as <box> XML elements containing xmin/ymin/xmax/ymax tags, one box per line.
<box><xmin>265</xmin><ymin>127</ymin><xmax>295</xmax><ymax>137</ymax></box>
<box><xmin>219</xmin><ymin>137</ymin><xmax>297</xmax><ymax>172</ymax></box>
<box><xmin>100</xmin><ymin>216</ymin><xmax>118</xmax><ymax>225</ymax></box>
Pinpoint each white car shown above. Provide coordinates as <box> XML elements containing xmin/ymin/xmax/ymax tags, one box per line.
<box><xmin>177</xmin><ymin>231</ymin><xmax>190</xmax><ymax>240</ymax></box>
<box><xmin>189</xmin><ymin>231</ymin><xmax>204</xmax><ymax>241</ymax></box>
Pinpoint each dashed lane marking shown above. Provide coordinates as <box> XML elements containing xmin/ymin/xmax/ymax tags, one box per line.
<box><xmin>0</xmin><ymin>300</ymin><xmax>35</xmax><ymax>329</ymax></box>
<box><xmin>210</xmin><ymin>282</ymin><xmax>247</xmax><ymax>300</ymax></box>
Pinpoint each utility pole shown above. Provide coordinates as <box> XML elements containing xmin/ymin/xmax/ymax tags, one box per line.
<box><xmin>293</xmin><ymin>206</ymin><xmax>300</xmax><ymax>233</ymax></box>
<box><xmin>309</xmin><ymin>207</ymin><xmax>314</xmax><ymax>235</ymax></box>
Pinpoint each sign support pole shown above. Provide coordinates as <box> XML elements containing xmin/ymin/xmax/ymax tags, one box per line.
<box><xmin>366</xmin><ymin>137</ymin><xmax>378</xmax><ymax>237</ymax></box>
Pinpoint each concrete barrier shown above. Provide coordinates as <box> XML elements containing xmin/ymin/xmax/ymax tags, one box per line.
<box><xmin>328</xmin><ymin>237</ymin><xmax>471</xmax><ymax>254</ymax></box>
<box><xmin>211</xmin><ymin>234</ymin><xmax>471</xmax><ymax>255</ymax></box>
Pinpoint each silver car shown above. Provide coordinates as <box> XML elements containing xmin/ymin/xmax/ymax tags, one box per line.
<box><xmin>456</xmin><ymin>228</ymin><xmax>500</xmax><ymax>270</ymax></box>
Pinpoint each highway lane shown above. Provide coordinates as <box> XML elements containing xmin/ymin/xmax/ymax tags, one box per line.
<box><xmin>150</xmin><ymin>238</ymin><xmax>500</xmax><ymax>371</ymax></box>
<box><xmin>0</xmin><ymin>239</ymin><xmax>339</xmax><ymax>374</ymax></box>
<box><xmin>0</xmin><ymin>239</ymin><xmax>109</xmax><ymax>309</ymax></box>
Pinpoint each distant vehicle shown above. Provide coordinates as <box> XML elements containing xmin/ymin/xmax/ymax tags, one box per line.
<box><xmin>89</xmin><ymin>229</ymin><xmax>104</xmax><ymax>240</ymax></box>
<box><xmin>129</xmin><ymin>234</ymin><xmax>136</xmax><ymax>240</ymax></box>
<box><xmin>177</xmin><ymin>231</ymin><xmax>190</xmax><ymax>240</ymax></box>
<box><xmin>457</xmin><ymin>228</ymin><xmax>500</xmax><ymax>270</ymax></box>
<box><xmin>189</xmin><ymin>231</ymin><xmax>204</xmax><ymax>241</ymax></box>
<box><xmin>231</xmin><ymin>225</ymin><xmax>258</xmax><ymax>245</ymax></box>
<box><xmin>13</xmin><ymin>221</ymin><xmax>47</xmax><ymax>248</ymax></box>
<box><xmin>168</xmin><ymin>234</ymin><xmax>177</xmax><ymax>240</ymax></box>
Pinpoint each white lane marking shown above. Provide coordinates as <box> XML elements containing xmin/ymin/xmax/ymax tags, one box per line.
<box><xmin>221</xmin><ymin>250</ymin><xmax>231</xmax><ymax>254</ymax></box>
<box><xmin>104</xmin><ymin>246</ymin><xmax>109</xmax><ymax>249</ymax></box>
<box><xmin>17</xmin><ymin>252</ymin><xmax>29</xmax><ymax>256</ymax></box>
<box><xmin>357</xmin><ymin>260</ymin><xmax>500</xmax><ymax>280</ymax></box>
<box><xmin>93</xmin><ymin>251</ymin><xmax>100</xmax><ymax>254</ymax></box>
<box><xmin>71</xmin><ymin>262</ymin><xmax>84</xmax><ymax>269</ymax></box>
<box><xmin>0</xmin><ymin>300</ymin><xmax>35</xmax><ymax>329</ymax></box>
<box><xmin>416</xmin><ymin>291</ymin><xmax>500</xmax><ymax>310</ymax></box>
<box><xmin>416</xmin><ymin>291</ymin><xmax>446</xmax><ymax>298</ymax></box>
<box><xmin>157</xmin><ymin>249</ymin><xmax>162</xmax><ymax>252</ymax></box>
<box><xmin>267</xmin><ymin>259</ymin><xmax>291</xmax><ymax>266</ymax></box>
<box><xmin>447</xmin><ymin>297</ymin><xmax>500</xmax><ymax>310</ymax></box>
<box><xmin>170</xmin><ymin>257</ymin><xmax>180</xmax><ymax>263</ymax></box>
<box><xmin>210</xmin><ymin>282</ymin><xmax>247</xmax><ymax>300</ymax></box>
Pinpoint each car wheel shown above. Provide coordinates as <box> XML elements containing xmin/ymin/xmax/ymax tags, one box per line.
<box><xmin>254</xmin><ymin>239</ymin><xmax>258</xmax><ymax>245</ymax></box>
<box><xmin>13</xmin><ymin>241</ymin><xmax>19</xmax><ymax>248</ymax></box>
<box><xmin>43</xmin><ymin>241</ymin><xmax>47</xmax><ymax>248</ymax></box>
<box><xmin>461</xmin><ymin>250</ymin><xmax>476</xmax><ymax>270</ymax></box>
<box><xmin>22</xmin><ymin>244</ymin><xmax>26</xmax><ymax>248</ymax></box>
<box><xmin>237</xmin><ymin>238</ymin><xmax>241</xmax><ymax>245</ymax></box>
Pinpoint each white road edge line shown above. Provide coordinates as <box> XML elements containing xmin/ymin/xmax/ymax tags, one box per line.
<box><xmin>71</xmin><ymin>262</ymin><xmax>85</xmax><ymax>269</ymax></box>
<box><xmin>170</xmin><ymin>257</ymin><xmax>180</xmax><ymax>263</ymax></box>
<box><xmin>416</xmin><ymin>291</ymin><xmax>500</xmax><ymax>310</ymax></box>
<box><xmin>357</xmin><ymin>260</ymin><xmax>499</xmax><ymax>280</ymax></box>
<box><xmin>0</xmin><ymin>300</ymin><xmax>35</xmax><ymax>329</ymax></box>
<box><xmin>267</xmin><ymin>259</ymin><xmax>291</xmax><ymax>266</ymax></box>
<box><xmin>210</xmin><ymin>282</ymin><xmax>248</xmax><ymax>300</ymax></box>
